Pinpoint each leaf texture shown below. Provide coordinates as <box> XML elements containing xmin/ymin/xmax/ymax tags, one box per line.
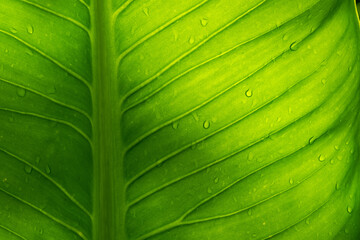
<box><xmin>0</xmin><ymin>0</ymin><xmax>359</xmax><ymax>240</ymax></box>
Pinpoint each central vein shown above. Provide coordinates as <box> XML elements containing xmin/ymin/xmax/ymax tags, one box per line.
<box><xmin>92</xmin><ymin>0</ymin><xmax>126</xmax><ymax>239</ymax></box>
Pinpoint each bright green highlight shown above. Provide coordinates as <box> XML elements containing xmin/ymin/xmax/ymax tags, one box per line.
<box><xmin>0</xmin><ymin>0</ymin><xmax>359</xmax><ymax>240</ymax></box>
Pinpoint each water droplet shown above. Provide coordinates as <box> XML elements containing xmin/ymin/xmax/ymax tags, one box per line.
<box><xmin>27</xmin><ymin>25</ymin><xmax>34</xmax><ymax>34</ymax></box>
<box><xmin>247</xmin><ymin>208</ymin><xmax>252</xmax><ymax>216</ymax></box>
<box><xmin>192</xmin><ymin>112</ymin><xmax>199</xmax><ymax>122</ymax></box>
<box><xmin>347</xmin><ymin>206</ymin><xmax>352</xmax><ymax>214</ymax></box>
<box><xmin>24</xmin><ymin>165</ymin><xmax>32</xmax><ymax>174</ymax></box>
<box><xmin>321</xmin><ymin>79</ymin><xmax>326</xmax><ymax>85</ymax></box>
<box><xmin>207</xmin><ymin>187</ymin><xmax>212</xmax><ymax>193</ymax></box>
<box><xmin>290</xmin><ymin>42</ymin><xmax>298</xmax><ymax>51</ymax></box>
<box><xmin>16</xmin><ymin>88</ymin><xmax>26</xmax><ymax>97</ymax></box>
<box><xmin>4</xmin><ymin>49</ymin><xmax>9</xmax><ymax>53</ymax></box>
<box><xmin>143</xmin><ymin>7</ymin><xmax>149</xmax><ymax>16</ymax></box>
<box><xmin>10</xmin><ymin>27</ymin><xmax>17</xmax><ymax>34</ymax></box>
<box><xmin>330</xmin><ymin>159</ymin><xmax>334</xmax><ymax>165</ymax></box>
<box><xmin>289</xmin><ymin>178</ymin><xmax>294</xmax><ymax>185</ymax></box>
<box><xmin>214</xmin><ymin>177</ymin><xmax>219</xmax><ymax>183</ymax></box>
<box><xmin>334</xmin><ymin>145</ymin><xmax>339</xmax><ymax>150</ymax></box>
<box><xmin>288</xmin><ymin>107</ymin><xmax>292</xmax><ymax>113</ymax></box>
<box><xmin>245</xmin><ymin>89</ymin><xmax>253</xmax><ymax>97</ymax></box>
<box><xmin>318</xmin><ymin>155</ymin><xmax>325</xmax><ymax>162</ymax></box>
<box><xmin>26</xmin><ymin>49</ymin><xmax>34</xmax><ymax>56</ymax></box>
<box><xmin>248</xmin><ymin>152</ymin><xmax>254</xmax><ymax>160</ymax></box>
<box><xmin>335</xmin><ymin>183</ymin><xmax>340</xmax><ymax>190</ymax></box>
<box><xmin>173</xmin><ymin>30</ymin><xmax>178</xmax><ymax>41</ymax></box>
<box><xmin>46</xmin><ymin>85</ymin><xmax>56</xmax><ymax>94</ymax></box>
<box><xmin>200</xmin><ymin>18</ymin><xmax>208</xmax><ymax>27</ymax></box>
<box><xmin>39</xmin><ymin>229</ymin><xmax>43</xmax><ymax>235</ymax></box>
<box><xmin>203</xmin><ymin>120</ymin><xmax>210</xmax><ymax>129</ymax></box>
<box><xmin>172</xmin><ymin>122</ymin><xmax>179</xmax><ymax>129</ymax></box>
<box><xmin>309</xmin><ymin>137</ymin><xmax>315</xmax><ymax>144</ymax></box>
<box><xmin>305</xmin><ymin>218</ymin><xmax>310</xmax><ymax>225</ymax></box>
<box><xmin>348</xmin><ymin>66</ymin><xmax>352</xmax><ymax>72</ymax></box>
<box><xmin>189</xmin><ymin>36</ymin><xmax>195</xmax><ymax>44</ymax></box>
<box><xmin>45</xmin><ymin>165</ymin><xmax>51</xmax><ymax>174</ymax></box>
<box><xmin>282</xmin><ymin>34</ymin><xmax>289</xmax><ymax>41</ymax></box>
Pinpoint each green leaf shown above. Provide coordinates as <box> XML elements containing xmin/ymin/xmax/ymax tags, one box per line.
<box><xmin>0</xmin><ymin>0</ymin><xmax>359</xmax><ymax>240</ymax></box>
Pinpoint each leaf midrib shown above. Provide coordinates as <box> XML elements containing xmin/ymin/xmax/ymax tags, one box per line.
<box><xmin>91</xmin><ymin>1</ymin><xmax>126</xmax><ymax>240</ymax></box>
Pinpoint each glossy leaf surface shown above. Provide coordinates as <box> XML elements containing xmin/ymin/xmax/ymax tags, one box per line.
<box><xmin>0</xmin><ymin>0</ymin><xmax>359</xmax><ymax>239</ymax></box>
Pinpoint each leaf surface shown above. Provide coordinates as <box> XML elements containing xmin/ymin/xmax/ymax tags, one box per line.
<box><xmin>0</xmin><ymin>0</ymin><xmax>359</xmax><ymax>240</ymax></box>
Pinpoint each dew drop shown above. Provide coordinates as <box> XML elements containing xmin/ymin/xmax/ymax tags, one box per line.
<box><xmin>330</xmin><ymin>159</ymin><xmax>334</xmax><ymax>165</ymax></box>
<box><xmin>143</xmin><ymin>7</ymin><xmax>149</xmax><ymax>16</ymax></box>
<box><xmin>203</xmin><ymin>120</ymin><xmax>210</xmax><ymax>129</ymax></box>
<box><xmin>39</xmin><ymin>229</ymin><xmax>43</xmax><ymax>235</ymax></box>
<box><xmin>309</xmin><ymin>137</ymin><xmax>315</xmax><ymax>145</ymax></box>
<box><xmin>35</xmin><ymin>156</ymin><xmax>40</xmax><ymax>165</ymax></box>
<box><xmin>282</xmin><ymin>34</ymin><xmax>289</xmax><ymax>41</ymax></box>
<box><xmin>24</xmin><ymin>165</ymin><xmax>32</xmax><ymax>174</ymax></box>
<box><xmin>10</xmin><ymin>27</ymin><xmax>17</xmax><ymax>34</ymax></box>
<box><xmin>321</xmin><ymin>79</ymin><xmax>326</xmax><ymax>85</ymax></box>
<box><xmin>26</xmin><ymin>49</ymin><xmax>34</xmax><ymax>56</ymax></box>
<box><xmin>305</xmin><ymin>218</ymin><xmax>310</xmax><ymax>225</ymax></box>
<box><xmin>348</xmin><ymin>66</ymin><xmax>352</xmax><ymax>72</ymax></box>
<box><xmin>27</xmin><ymin>25</ymin><xmax>34</xmax><ymax>34</ymax></box>
<box><xmin>247</xmin><ymin>208</ymin><xmax>252</xmax><ymax>216</ymax></box>
<box><xmin>334</xmin><ymin>145</ymin><xmax>339</xmax><ymax>150</ymax></box>
<box><xmin>207</xmin><ymin>187</ymin><xmax>212</xmax><ymax>194</ymax></box>
<box><xmin>245</xmin><ymin>89</ymin><xmax>253</xmax><ymax>97</ymax></box>
<box><xmin>45</xmin><ymin>165</ymin><xmax>51</xmax><ymax>174</ymax></box>
<box><xmin>347</xmin><ymin>206</ymin><xmax>353</xmax><ymax>214</ymax></box>
<box><xmin>192</xmin><ymin>112</ymin><xmax>199</xmax><ymax>122</ymax></box>
<box><xmin>290</xmin><ymin>42</ymin><xmax>298</xmax><ymax>51</ymax></box>
<box><xmin>172</xmin><ymin>122</ymin><xmax>179</xmax><ymax>130</ymax></box>
<box><xmin>248</xmin><ymin>152</ymin><xmax>254</xmax><ymax>161</ymax></box>
<box><xmin>4</xmin><ymin>49</ymin><xmax>9</xmax><ymax>53</ymax></box>
<box><xmin>16</xmin><ymin>88</ymin><xmax>26</xmax><ymax>97</ymax></box>
<box><xmin>173</xmin><ymin>30</ymin><xmax>178</xmax><ymax>41</ymax></box>
<box><xmin>189</xmin><ymin>36</ymin><xmax>195</xmax><ymax>44</ymax></box>
<box><xmin>335</xmin><ymin>183</ymin><xmax>340</xmax><ymax>190</ymax></box>
<box><xmin>318</xmin><ymin>155</ymin><xmax>325</xmax><ymax>162</ymax></box>
<box><xmin>46</xmin><ymin>85</ymin><xmax>56</xmax><ymax>94</ymax></box>
<box><xmin>289</xmin><ymin>178</ymin><xmax>294</xmax><ymax>185</ymax></box>
<box><xmin>200</xmin><ymin>18</ymin><xmax>208</xmax><ymax>27</ymax></box>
